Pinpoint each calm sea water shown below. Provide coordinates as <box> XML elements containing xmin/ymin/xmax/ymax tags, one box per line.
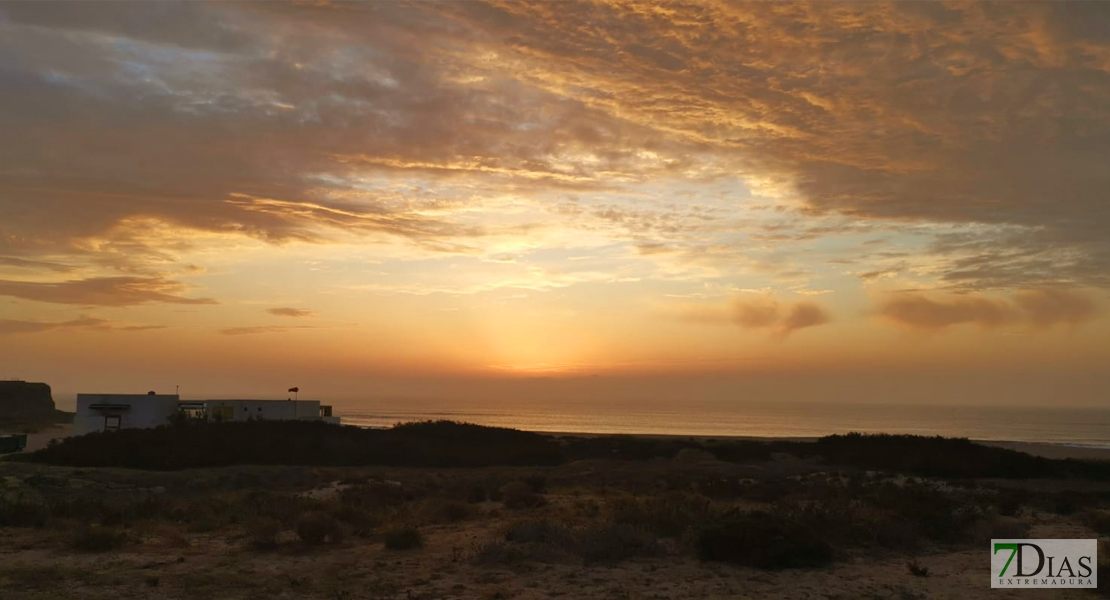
<box><xmin>329</xmin><ymin>398</ymin><xmax>1110</xmax><ymax>447</ymax></box>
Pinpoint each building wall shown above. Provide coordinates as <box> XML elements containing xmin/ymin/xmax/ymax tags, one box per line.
<box><xmin>74</xmin><ymin>394</ymin><xmax>180</xmax><ymax>435</ymax></box>
<box><xmin>203</xmin><ymin>400</ymin><xmax>322</xmax><ymax>422</ymax></box>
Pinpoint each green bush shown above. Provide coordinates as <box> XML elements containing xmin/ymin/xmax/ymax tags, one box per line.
<box><xmin>383</xmin><ymin>526</ymin><xmax>422</xmax><ymax>550</ymax></box>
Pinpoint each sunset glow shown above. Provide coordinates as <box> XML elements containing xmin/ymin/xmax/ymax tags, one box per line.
<box><xmin>2</xmin><ymin>1</ymin><xmax>1108</xmax><ymax>407</ymax></box>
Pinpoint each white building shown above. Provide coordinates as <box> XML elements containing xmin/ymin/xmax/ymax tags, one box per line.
<box><xmin>73</xmin><ymin>393</ymin><xmax>339</xmax><ymax>435</ymax></box>
<box><xmin>182</xmin><ymin>399</ymin><xmax>339</xmax><ymax>424</ymax></box>
<box><xmin>74</xmin><ymin>392</ymin><xmax>181</xmax><ymax>436</ymax></box>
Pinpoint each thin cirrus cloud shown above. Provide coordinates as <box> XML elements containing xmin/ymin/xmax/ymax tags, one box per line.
<box><xmin>219</xmin><ymin>325</ymin><xmax>317</xmax><ymax>336</ymax></box>
<box><xmin>876</xmin><ymin>289</ymin><xmax>1100</xmax><ymax>331</ymax></box>
<box><xmin>0</xmin><ymin>316</ymin><xmax>165</xmax><ymax>336</ymax></box>
<box><xmin>0</xmin><ymin>277</ymin><xmax>215</xmax><ymax>307</ymax></box>
<box><xmin>267</xmin><ymin>307</ymin><xmax>316</xmax><ymax>318</ymax></box>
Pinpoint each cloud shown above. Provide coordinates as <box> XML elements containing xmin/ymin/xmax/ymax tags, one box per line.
<box><xmin>781</xmin><ymin>302</ymin><xmax>832</xmax><ymax>334</ymax></box>
<box><xmin>1012</xmin><ymin>289</ymin><xmax>1099</xmax><ymax>327</ymax></box>
<box><xmin>876</xmin><ymin>289</ymin><xmax>1101</xmax><ymax>330</ymax></box>
<box><xmin>731</xmin><ymin>297</ymin><xmax>832</xmax><ymax>338</ymax></box>
<box><xmin>267</xmin><ymin>307</ymin><xmax>316</xmax><ymax>318</ymax></box>
<box><xmin>219</xmin><ymin>325</ymin><xmax>317</xmax><ymax>335</ymax></box>
<box><xmin>0</xmin><ymin>256</ymin><xmax>74</xmax><ymax>273</ymax></box>
<box><xmin>732</xmin><ymin>297</ymin><xmax>782</xmax><ymax>329</ymax></box>
<box><xmin>672</xmin><ymin>294</ymin><xmax>832</xmax><ymax>339</ymax></box>
<box><xmin>0</xmin><ymin>315</ymin><xmax>166</xmax><ymax>336</ymax></box>
<box><xmin>0</xmin><ymin>277</ymin><xmax>216</xmax><ymax>306</ymax></box>
<box><xmin>0</xmin><ymin>1</ymin><xmax>1109</xmax><ymax>293</ymax></box>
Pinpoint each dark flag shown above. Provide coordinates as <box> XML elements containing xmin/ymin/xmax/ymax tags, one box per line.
<box><xmin>288</xmin><ymin>387</ymin><xmax>299</xmax><ymax>393</ymax></box>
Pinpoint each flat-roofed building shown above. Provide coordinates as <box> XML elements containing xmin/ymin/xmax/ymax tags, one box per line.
<box><xmin>74</xmin><ymin>392</ymin><xmax>180</xmax><ymax>435</ymax></box>
<box><xmin>74</xmin><ymin>394</ymin><xmax>340</xmax><ymax>435</ymax></box>
<box><xmin>193</xmin><ymin>399</ymin><xmax>338</xmax><ymax>424</ymax></box>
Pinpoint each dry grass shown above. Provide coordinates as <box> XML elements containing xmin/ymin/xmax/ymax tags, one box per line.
<box><xmin>2</xmin><ymin>429</ymin><xmax>1109</xmax><ymax>599</ymax></box>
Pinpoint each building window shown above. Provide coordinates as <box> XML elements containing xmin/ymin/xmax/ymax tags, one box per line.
<box><xmin>213</xmin><ymin>406</ymin><xmax>234</xmax><ymax>421</ymax></box>
<box><xmin>104</xmin><ymin>416</ymin><xmax>121</xmax><ymax>431</ymax></box>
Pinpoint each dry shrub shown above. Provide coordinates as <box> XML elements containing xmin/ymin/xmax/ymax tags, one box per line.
<box><xmin>505</xmin><ymin>518</ymin><xmax>572</xmax><ymax>544</ymax></box>
<box><xmin>907</xmin><ymin>559</ymin><xmax>930</xmax><ymax>577</ymax></box>
<box><xmin>70</xmin><ymin>526</ymin><xmax>128</xmax><ymax>552</ymax></box>
<box><xmin>1081</xmin><ymin>509</ymin><xmax>1110</xmax><ymax>536</ymax></box>
<box><xmin>383</xmin><ymin>526</ymin><xmax>422</xmax><ymax>550</ymax></box>
<box><xmin>500</xmin><ymin>482</ymin><xmax>544</xmax><ymax>509</ymax></box>
<box><xmin>574</xmin><ymin>522</ymin><xmax>661</xmax><ymax>565</ymax></box>
<box><xmin>608</xmin><ymin>492</ymin><xmax>713</xmax><ymax>538</ymax></box>
<box><xmin>418</xmin><ymin>498</ymin><xmax>473</xmax><ymax>524</ymax></box>
<box><xmin>694</xmin><ymin>513</ymin><xmax>834</xmax><ymax>569</ymax></box>
<box><xmin>964</xmin><ymin>515</ymin><xmax>1029</xmax><ymax>545</ymax></box>
<box><xmin>871</xmin><ymin>516</ymin><xmax>923</xmax><ymax>551</ymax></box>
<box><xmin>296</xmin><ymin>512</ymin><xmax>344</xmax><ymax>545</ymax></box>
<box><xmin>495</xmin><ymin>518</ymin><xmax>658</xmax><ymax>565</ymax></box>
<box><xmin>247</xmin><ymin>517</ymin><xmax>283</xmax><ymax>549</ymax></box>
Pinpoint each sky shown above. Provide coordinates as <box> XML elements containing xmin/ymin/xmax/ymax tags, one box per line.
<box><xmin>1</xmin><ymin>1</ymin><xmax>1108</xmax><ymax>408</ymax></box>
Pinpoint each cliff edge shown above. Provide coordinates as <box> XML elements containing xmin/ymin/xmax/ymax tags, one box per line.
<box><xmin>0</xmin><ymin>381</ymin><xmax>72</xmax><ymax>429</ymax></box>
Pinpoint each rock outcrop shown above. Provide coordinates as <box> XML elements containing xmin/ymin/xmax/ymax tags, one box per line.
<box><xmin>0</xmin><ymin>381</ymin><xmax>71</xmax><ymax>427</ymax></box>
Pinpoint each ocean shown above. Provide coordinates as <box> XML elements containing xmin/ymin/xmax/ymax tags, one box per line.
<box><xmin>329</xmin><ymin>397</ymin><xmax>1110</xmax><ymax>447</ymax></box>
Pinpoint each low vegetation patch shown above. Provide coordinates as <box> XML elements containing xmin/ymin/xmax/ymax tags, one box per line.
<box><xmin>12</xmin><ymin>421</ymin><xmax>1109</xmax><ymax>482</ymax></box>
<box><xmin>500</xmin><ymin>481</ymin><xmax>545</xmax><ymax>509</ymax></box>
<box><xmin>296</xmin><ymin>512</ymin><xmax>345</xmax><ymax>545</ymax></box>
<box><xmin>246</xmin><ymin>517</ymin><xmax>282</xmax><ymax>549</ymax></box>
<box><xmin>383</xmin><ymin>526</ymin><xmax>422</xmax><ymax>550</ymax></box>
<box><xmin>484</xmin><ymin>518</ymin><xmax>659</xmax><ymax>566</ymax></box>
<box><xmin>907</xmin><ymin>559</ymin><xmax>929</xmax><ymax>577</ymax></box>
<box><xmin>694</xmin><ymin>512</ymin><xmax>835</xmax><ymax>569</ymax></box>
<box><xmin>70</xmin><ymin>526</ymin><xmax>128</xmax><ymax>553</ymax></box>
<box><xmin>1081</xmin><ymin>509</ymin><xmax>1110</xmax><ymax>536</ymax></box>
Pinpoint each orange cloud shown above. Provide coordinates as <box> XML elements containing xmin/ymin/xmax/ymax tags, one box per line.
<box><xmin>877</xmin><ymin>289</ymin><xmax>1101</xmax><ymax>330</ymax></box>
<box><xmin>219</xmin><ymin>325</ymin><xmax>317</xmax><ymax>335</ymax></box>
<box><xmin>0</xmin><ymin>277</ymin><xmax>216</xmax><ymax>306</ymax></box>
<box><xmin>267</xmin><ymin>307</ymin><xmax>316</xmax><ymax>318</ymax></box>
<box><xmin>673</xmin><ymin>295</ymin><xmax>832</xmax><ymax>339</ymax></box>
<box><xmin>0</xmin><ymin>316</ymin><xmax>165</xmax><ymax>336</ymax></box>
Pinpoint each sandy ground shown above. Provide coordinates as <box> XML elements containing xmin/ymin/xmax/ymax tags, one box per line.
<box><xmin>20</xmin><ymin>424</ymin><xmax>72</xmax><ymax>453</ymax></box>
<box><xmin>1</xmin><ymin>445</ymin><xmax>1106</xmax><ymax>599</ymax></box>
<box><xmin>0</xmin><ymin>491</ymin><xmax>1102</xmax><ymax>600</ymax></box>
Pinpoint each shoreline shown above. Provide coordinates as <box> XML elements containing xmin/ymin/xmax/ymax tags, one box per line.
<box><xmin>536</xmin><ymin>430</ymin><xmax>1110</xmax><ymax>461</ymax></box>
